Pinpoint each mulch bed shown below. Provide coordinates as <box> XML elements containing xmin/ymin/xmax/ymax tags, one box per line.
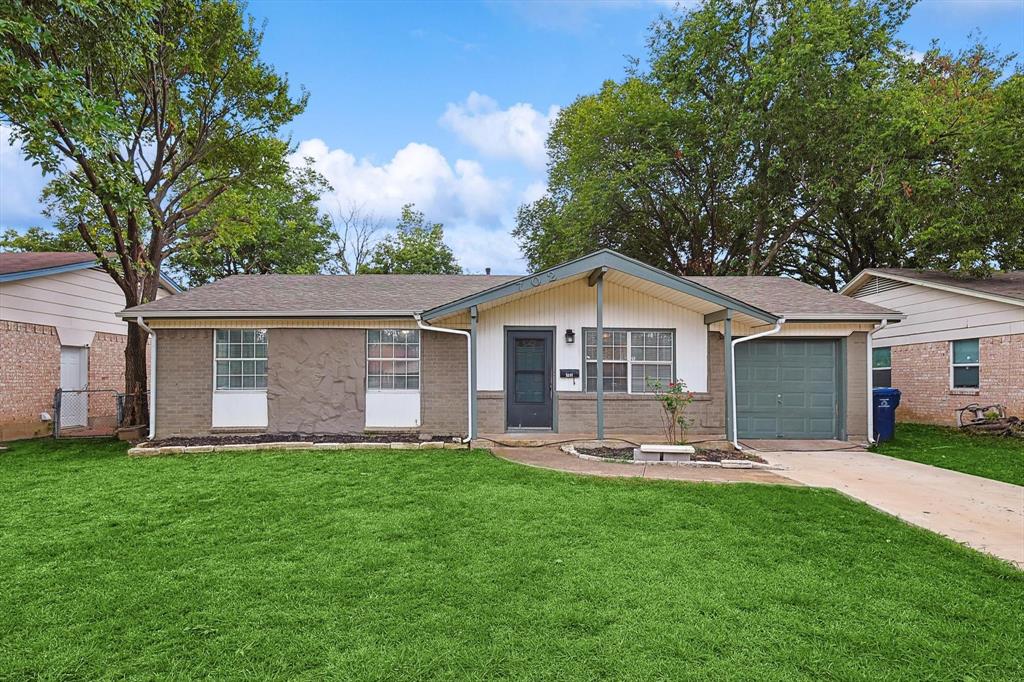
<box><xmin>143</xmin><ymin>432</ymin><xmax>456</xmax><ymax>448</ymax></box>
<box><xmin>575</xmin><ymin>446</ymin><xmax>766</xmax><ymax>464</ymax></box>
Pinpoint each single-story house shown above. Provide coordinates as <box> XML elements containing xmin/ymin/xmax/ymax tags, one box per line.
<box><xmin>119</xmin><ymin>250</ymin><xmax>902</xmax><ymax>444</ymax></box>
<box><xmin>0</xmin><ymin>251</ymin><xmax>180</xmax><ymax>439</ymax></box>
<box><xmin>842</xmin><ymin>268</ymin><xmax>1024</xmax><ymax>425</ymax></box>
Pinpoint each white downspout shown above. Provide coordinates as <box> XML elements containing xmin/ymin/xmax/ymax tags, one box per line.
<box><xmin>866</xmin><ymin>319</ymin><xmax>889</xmax><ymax>444</ymax></box>
<box><xmin>136</xmin><ymin>316</ymin><xmax>156</xmax><ymax>440</ymax></box>
<box><xmin>730</xmin><ymin>318</ymin><xmax>786</xmax><ymax>450</ymax></box>
<box><xmin>414</xmin><ymin>314</ymin><xmax>473</xmax><ymax>443</ymax></box>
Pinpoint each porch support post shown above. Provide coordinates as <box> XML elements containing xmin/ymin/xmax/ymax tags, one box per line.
<box><xmin>470</xmin><ymin>305</ymin><xmax>479</xmax><ymax>439</ymax></box>
<box><xmin>595</xmin><ymin>273</ymin><xmax>605</xmax><ymax>440</ymax></box>
<box><xmin>723</xmin><ymin>308</ymin><xmax>734</xmax><ymax>443</ymax></box>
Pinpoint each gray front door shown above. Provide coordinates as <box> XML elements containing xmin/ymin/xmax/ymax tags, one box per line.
<box><xmin>505</xmin><ymin>330</ymin><xmax>553</xmax><ymax>429</ymax></box>
<box><xmin>735</xmin><ymin>339</ymin><xmax>838</xmax><ymax>439</ymax></box>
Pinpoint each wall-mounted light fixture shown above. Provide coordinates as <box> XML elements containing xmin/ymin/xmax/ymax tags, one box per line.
<box><xmin>564</xmin><ymin>328</ymin><xmax>576</xmax><ymax>344</ymax></box>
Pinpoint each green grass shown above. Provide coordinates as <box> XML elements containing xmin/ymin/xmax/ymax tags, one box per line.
<box><xmin>1</xmin><ymin>440</ymin><xmax>1022</xmax><ymax>680</ymax></box>
<box><xmin>873</xmin><ymin>422</ymin><xmax>1024</xmax><ymax>487</ymax></box>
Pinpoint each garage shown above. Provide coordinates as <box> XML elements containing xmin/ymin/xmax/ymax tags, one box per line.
<box><xmin>735</xmin><ymin>339</ymin><xmax>840</xmax><ymax>439</ymax></box>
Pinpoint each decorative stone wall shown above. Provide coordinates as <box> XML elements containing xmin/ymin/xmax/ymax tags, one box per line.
<box><xmin>889</xmin><ymin>334</ymin><xmax>1024</xmax><ymax>425</ymax></box>
<box><xmin>419</xmin><ymin>330</ymin><xmax>468</xmax><ymax>436</ymax></box>
<box><xmin>0</xmin><ymin>320</ymin><xmax>61</xmax><ymax>440</ymax></box>
<box><xmin>154</xmin><ymin>328</ymin><xmax>213</xmax><ymax>438</ymax></box>
<box><xmin>267</xmin><ymin>328</ymin><xmax>365</xmax><ymax>434</ymax></box>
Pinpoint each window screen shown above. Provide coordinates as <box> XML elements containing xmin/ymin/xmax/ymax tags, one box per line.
<box><xmin>367</xmin><ymin>329</ymin><xmax>420</xmax><ymax>390</ymax></box>
<box><xmin>215</xmin><ymin>329</ymin><xmax>268</xmax><ymax>390</ymax></box>
<box><xmin>872</xmin><ymin>347</ymin><xmax>892</xmax><ymax>388</ymax></box>
<box><xmin>951</xmin><ymin>339</ymin><xmax>979</xmax><ymax>389</ymax></box>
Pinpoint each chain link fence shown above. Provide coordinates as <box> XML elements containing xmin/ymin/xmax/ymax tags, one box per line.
<box><xmin>53</xmin><ymin>389</ymin><xmax>148</xmax><ymax>438</ymax></box>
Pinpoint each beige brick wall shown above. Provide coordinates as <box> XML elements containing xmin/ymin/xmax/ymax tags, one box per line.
<box><xmin>420</xmin><ymin>331</ymin><xmax>468</xmax><ymax>437</ymax></box>
<box><xmin>846</xmin><ymin>332</ymin><xmax>868</xmax><ymax>440</ymax></box>
<box><xmin>890</xmin><ymin>334</ymin><xmax>1024</xmax><ymax>425</ymax></box>
<box><xmin>0</xmin><ymin>320</ymin><xmax>61</xmax><ymax>439</ymax></box>
<box><xmin>87</xmin><ymin>331</ymin><xmax>127</xmax><ymax>429</ymax></box>
<box><xmin>154</xmin><ymin>328</ymin><xmax>212</xmax><ymax>438</ymax></box>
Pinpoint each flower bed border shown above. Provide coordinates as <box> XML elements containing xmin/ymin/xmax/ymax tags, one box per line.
<box><xmin>559</xmin><ymin>443</ymin><xmax>780</xmax><ymax>470</ymax></box>
<box><xmin>128</xmin><ymin>441</ymin><xmax>467</xmax><ymax>457</ymax></box>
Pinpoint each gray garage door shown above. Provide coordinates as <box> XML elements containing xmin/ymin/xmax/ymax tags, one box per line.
<box><xmin>735</xmin><ymin>339</ymin><xmax>838</xmax><ymax>439</ymax></box>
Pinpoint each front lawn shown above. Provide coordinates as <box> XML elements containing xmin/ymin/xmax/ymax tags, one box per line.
<box><xmin>873</xmin><ymin>422</ymin><xmax>1024</xmax><ymax>487</ymax></box>
<box><xmin>1</xmin><ymin>439</ymin><xmax>1022</xmax><ymax>679</ymax></box>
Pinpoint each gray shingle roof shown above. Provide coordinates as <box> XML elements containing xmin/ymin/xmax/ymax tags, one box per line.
<box><xmin>865</xmin><ymin>268</ymin><xmax>1024</xmax><ymax>303</ymax></box>
<box><xmin>121</xmin><ymin>273</ymin><xmax>520</xmax><ymax>316</ymax></box>
<box><xmin>685</xmin><ymin>276</ymin><xmax>902</xmax><ymax>318</ymax></box>
<box><xmin>0</xmin><ymin>251</ymin><xmax>97</xmax><ymax>275</ymax></box>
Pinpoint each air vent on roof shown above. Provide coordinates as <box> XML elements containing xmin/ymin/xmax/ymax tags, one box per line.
<box><xmin>852</xmin><ymin>276</ymin><xmax>910</xmax><ymax>298</ymax></box>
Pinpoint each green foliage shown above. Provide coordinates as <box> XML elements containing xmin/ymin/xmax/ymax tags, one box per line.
<box><xmin>0</xmin><ymin>226</ymin><xmax>92</xmax><ymax>252</ymax></box>
<box><xmin>360</xmin><ymin>204</ymin><xmax>462</xmax><ymax>274</ymax></box>
<box><xmin>516</xmin><ymin>0</ymin><xmax>1022</xmax><ymax>287</ymax></box>
<box><xmin>1</xmin><ymin>438</ymin><xmax>1021</xmax><ymax>678</ymax></box>
<box><xmin>168</xmin><ymin>159</ymin><xmax>336</xmax><ymax>286</ymax></box>
<box><xmin>648</xmin><ymin>379</ymin><xmax>696</xmax><ymax>443</ymax></box>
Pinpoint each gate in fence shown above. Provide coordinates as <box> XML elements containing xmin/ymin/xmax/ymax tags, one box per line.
<box><xmin>52</xmin><ymin>389</ymin><xmax>148</xmax><ymax>438</ymax></box>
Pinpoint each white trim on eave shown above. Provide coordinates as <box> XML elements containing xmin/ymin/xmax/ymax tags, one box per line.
<box><xmin>116</xmin><ymin>309</ymin><xmax>419</xmax><ymax>319</ymax></box>
<box><xmin>842</xmin><ymin>270</ymin><xmax>1024</xmax><ymax>309</ymax></box>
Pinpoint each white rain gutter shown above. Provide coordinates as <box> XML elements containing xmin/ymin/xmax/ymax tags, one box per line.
<box><xmin>866</xmin><ymin>319</ymin><xmax>889</xmax><ymax>444</ymax></box>
<box><xmin>135</xmin><ymin>316</ymin><xmax>156</xmax><ymax>440</ymax></box>
<box><xmin>414</xmin><ymin>315</ymin><xmax>473</xmax><ymax>443</ymax></box>
<box><xmin>730</xmin><ymin>318</ymin><xmax>786</xmax><ymax>450</ymax></box>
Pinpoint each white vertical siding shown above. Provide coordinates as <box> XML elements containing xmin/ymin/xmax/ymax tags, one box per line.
<box><xmin>856</xmin><ymin>283</ymin><xmax>1024</xmax><ymax>346</ymax></box>
<box><xmin>475</xmin><ymin>277</ymin><xmax>708</xmax><ymax>392</ymax></box>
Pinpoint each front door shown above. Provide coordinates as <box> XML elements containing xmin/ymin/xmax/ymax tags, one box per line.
<box><xmin>505</xmin><ymin>329</ymin><xmax>553</xmax><ymax>429</ymax></box>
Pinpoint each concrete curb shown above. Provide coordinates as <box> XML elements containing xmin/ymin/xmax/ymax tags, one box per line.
<box><xmin>128</xmin><ymin>441</ymin><xmax>466</xmax><ymax>457</ymax></box>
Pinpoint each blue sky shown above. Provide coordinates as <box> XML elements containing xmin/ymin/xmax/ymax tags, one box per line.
<box><xmin>2</xmin><ymin>0</ymin><xmax>1022</xmax><ymax>273</ymax></box>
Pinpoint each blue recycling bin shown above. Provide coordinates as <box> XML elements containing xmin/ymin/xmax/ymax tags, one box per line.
<box><xmin>873</xmin><ymin>387</ymin><xmax>901</xmax><ymax>442</ymax></box>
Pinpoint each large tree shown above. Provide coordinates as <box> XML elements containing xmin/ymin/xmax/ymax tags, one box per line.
<box><xmin>168</xmin><ymin>160</ymin><xmax>335</xmax><ymax>286</ymax></box>
<box><xmin>0</xmin><ymin>0</ymin><xmax>306</xmax><ymax>423</ymax></box>
<box><xmin>360</xmin><ymin>204</ymin><xmax>462</xmax><ymax>275</ymax></box>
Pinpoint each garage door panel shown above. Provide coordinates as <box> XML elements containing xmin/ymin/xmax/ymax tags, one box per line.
<box><xmin>736</xmin><ymin>339</ymin><xmax>837</xmax><ymax>439</ymax></box>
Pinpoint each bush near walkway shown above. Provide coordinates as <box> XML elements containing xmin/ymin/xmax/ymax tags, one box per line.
<box><xmin>873</xmin><ymin>422</ymin><xmax>1024</xmax><ymax>487</ymax></box>
<box><xmin>1</xmin><ymin>439</ymin><xmax>1022</xmax><ymax>679</ymax></box>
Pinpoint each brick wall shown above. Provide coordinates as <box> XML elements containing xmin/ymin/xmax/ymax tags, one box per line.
<box><xmin>154</xmin><ymin>328</ymin><xmax>212</xmax><ymax>438</ymax></box>
<box><xmin>87</xmin><ymin>331</ymin><xmax>127</xmax><ymax>428</ymax></box>
<box><xmin>0</xmin><ymin>320</ymin><xmax>61</xmax><ymax>439</ymax></box>
<box><xmin>846</xmin><ymin>332</ymin><xmax>868</xmax><ymax>440</ymax></box>
<box><xmin>420</xmin><ymin>330</ymin><xmax>468</xmax><ymax>437</ymax></box>
<box><xmin>890</xmin><ymin>334</ymin><xmax>1024</xmax><ymax>425</ymax></box>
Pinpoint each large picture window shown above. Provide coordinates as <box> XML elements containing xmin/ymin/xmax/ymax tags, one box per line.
<box><xmin>215</xmin><ymin>329</ymin><xmax>267</xmax><ymax>390</ymax></box>
<box><xmin>951</xmin><ymin>338</ymin><xmax>980</xmax><ymax>389</ymax></box>
<box><xmin>872</xmin><ymin>347</ymin><xmax>892</xmax><ymax>388</ymax></box>
<box><xmin>584</xmin><ymin>329</ymin><xmax>674</xmax><ymax>393</ymax></box>
<box><xmin>367</xmin><ymin>329</ymin><xmax>420</xmax><ymax>390</ymax></box>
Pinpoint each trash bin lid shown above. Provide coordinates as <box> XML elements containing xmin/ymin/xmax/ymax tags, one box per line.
<box><xmin>873</xmin><ymin>387</ymin><xmax>901</xmax><ymax>397</ymax></box>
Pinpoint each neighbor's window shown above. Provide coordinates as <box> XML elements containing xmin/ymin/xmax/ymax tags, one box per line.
<box><xmin>367</xmin><ymin>329</ymin><xmax>420</xmax><ymax>390</ymax></box>
<box><xmin>585</xmin><ymin>329</ymin><xmax>674</xmax><ymax>393</ymax></box>
<box><xmin>872</xmin><ymin>347</ymin><xmax>892</xmax><ymax>388</ymax></box>
<box><xmin>215</xmin><ymin>329</ymin><xmax>267</xmax><ymax>390</ymax></box>
<box><xmin>951</xmin><ymin>338</ymin><xmax>980</xmax><ymax>389</ymax></box>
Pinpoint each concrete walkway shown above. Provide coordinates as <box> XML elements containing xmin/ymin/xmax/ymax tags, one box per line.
<box><xmin>757</xmin><ymin>448</ymin><xmax>1024</xmax><ymax>568</ymax></box>
<box><xmin>491</xmin><ymin>447</ymin><xmax>796</xmax><ymax>485</ymax></box>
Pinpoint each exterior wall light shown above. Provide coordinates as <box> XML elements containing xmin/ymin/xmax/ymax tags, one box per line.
<box><xmin>565</xmin><ymin>329</ymin><xmax>576</xmax><ymax>344</ymax></box>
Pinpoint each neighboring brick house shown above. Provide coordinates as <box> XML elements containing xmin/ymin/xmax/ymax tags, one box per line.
<box><xmin>0</xmin><ymin>252</ymin><xmax>179</xmax><ymax>440</ymax></box>
<box><xmin>842</xmin><ymin>268</ymin><xmax>1024</xmax><ymax>426</ymax></box>
<box><xmin>120</xmin><ymin>249</ymin><xmax>900</xmax><ymax>445</ymax></box>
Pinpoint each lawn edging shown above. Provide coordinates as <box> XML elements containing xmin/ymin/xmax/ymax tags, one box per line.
<box><xmin>128</xmin><ymin>441</ymin><xmax>467</xmax><ymax>456</ymax></box>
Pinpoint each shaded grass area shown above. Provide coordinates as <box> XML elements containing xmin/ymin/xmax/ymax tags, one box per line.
<box><xmin>873</xmin><ymin>422</ymin><xmax>1024</xmax><ymax>487</ymax></box>
<box><xmin>1</xmin><ymin>439</ymin><xmax>1022</xmax><ymax>680</ymax></box>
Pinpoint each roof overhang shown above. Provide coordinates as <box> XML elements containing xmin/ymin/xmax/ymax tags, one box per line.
<box><xmin>116</xmin><ymin>309</ymin><xmax>416</xmax><ymax>319</ymax></box>
<box><xmin>842</xmin><ymin>269</ymin><xmax>1023</xmax><ymax>308</ymax></box>
<box><xmin>421</xmin><ymin>250</ymin><xmax>780</xmax><ymax>323</ymax></box>
<box><xmin>1</xmin><ymin>259</ymin><xmax>183</xmax><ymax>294</ymax></box>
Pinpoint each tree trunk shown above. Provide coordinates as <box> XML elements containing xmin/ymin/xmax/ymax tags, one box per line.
<box><xmin>122</xmin><ymin>321</ymin><xmax>150</xmax><ymax>427</ymax></box>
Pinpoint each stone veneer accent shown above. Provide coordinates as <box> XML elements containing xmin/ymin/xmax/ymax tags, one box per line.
<box><xmin>889</xmin><ymin>334</ymin><xmax>1024</xmax><ymax>426</ymax></box>
<box><xmin>267</xmin><ymin>328</ymin><xmax>365</xmax><ymax>434</ymax></box>
<box><xmin>419</xmin><ymin>330</ymin><xmax>468</xmax><ymax>436</ymax></box>
<box><xmin>154</xmin><ymin>328</ymin><xmax>213</xmax><ymax>439</ymax></box>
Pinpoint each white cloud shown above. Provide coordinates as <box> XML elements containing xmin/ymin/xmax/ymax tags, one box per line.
<box><xmin>440</xmin><ymin>92</ymin><xmax>560</xmax><ymax>170</ymax></box>
<box><xmin>0</xmin><ymin>124</ymin><xmax>48</xmax><ymax>227</ymax></box>
<box><xmin>521</xmin><ymin>180</ymin><xmax>548</xmax><ymax>205</ymax></box>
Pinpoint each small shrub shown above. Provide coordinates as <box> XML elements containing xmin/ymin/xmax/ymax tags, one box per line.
<box><xmin>649</xmin><ymin>379</ymin><xmax>695</xmax><ymax>444</ymax></box>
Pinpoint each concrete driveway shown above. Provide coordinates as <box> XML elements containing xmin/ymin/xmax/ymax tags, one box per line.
<box><xmin>757</xmin><ymin>448</ymin><xmax>1024</xmax><ymax>568</ymax></box>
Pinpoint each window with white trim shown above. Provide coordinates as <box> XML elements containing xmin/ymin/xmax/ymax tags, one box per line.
<box><xmin>215</xmin><ymin>329</ymin><xmax>268</xmax><ymax>390</ymax></box>
<box><xmin>951</xmin><ymin>338</ymin><xmax>979</xmax><ymax>389</ymax></box>
<box><xmin>367</xmin><ymin>329</ymin><xmax>420</xmax><ymax>390</ymax></box>
<box><xmin>584</xmin><ymin>329</ymin><xmax>674</xmax><ymax>393</ymax></box>
<box><xmin>872</xmin><ymin>347</ymin><xmax>891</xmax><ymax>388</ymax></box>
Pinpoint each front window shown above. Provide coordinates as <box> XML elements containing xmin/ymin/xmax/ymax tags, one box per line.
<box><xmin>585</xmin><ymin>329</ymin><xmax>674</xmax><ymax>393</ymax></box>
<box><xmin>215</xmin><ymin>329</ymin><xmax>267</xmax><ymax>390</ymax></box>
<box><xmin>951</xmin><ymin>338</ymin><xmax>980</xmax><ymax>389</ymax></box>
<box><xmin>367</xmin><ymin>329</ymin><xmax>420</xmax><ymax>390</ymax></box>
<box><xmin>872</xmin><ymin>347</ymin><xmax>892</xmax><ymax>388</ymax></box>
